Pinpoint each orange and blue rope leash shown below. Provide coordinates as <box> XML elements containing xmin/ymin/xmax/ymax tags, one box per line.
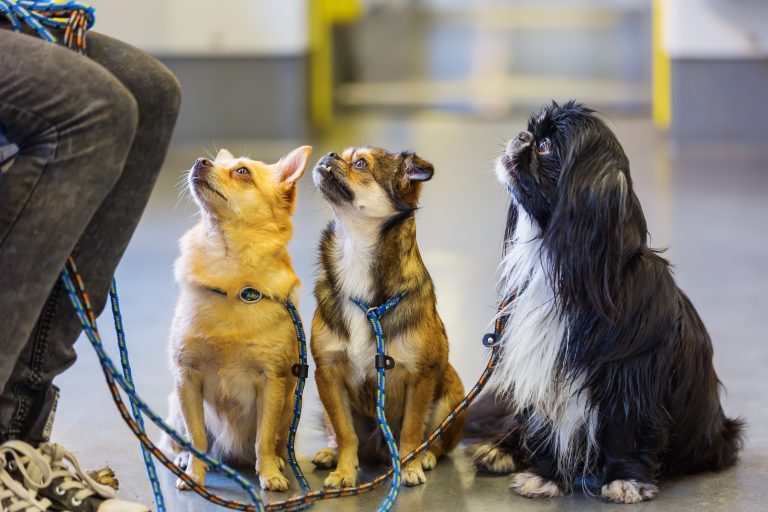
<box><xmin>0</xmin><ymin>0</ymin><xmax>94</xmax><ymax>53</ymax></box>
<box><xmin>62</xmin><ymin>255</ymin><xmax>510</xmax><ymax>511</ymax></box>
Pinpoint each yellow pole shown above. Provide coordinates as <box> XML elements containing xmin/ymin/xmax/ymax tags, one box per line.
<box><xmin>308</xmin><ymin>0</ymin><xmax>362</xmax><ymax>131</ymax></box>
<box><xmin>652</xmin><ymin>0</ymin><xmax>671</xmax><ymax>130</ymax></box>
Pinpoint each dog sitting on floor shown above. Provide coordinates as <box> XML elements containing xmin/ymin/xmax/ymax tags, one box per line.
<box><xmin>162</xmin><ymin>146</ymin><xmax>311</xmax><ymax>492</ymax></box>
<box><xmin>309</xmin><ymin>147</ymin><xmax>466</xmax><ymax>488</ymax></box>
<box><xmin>466</xmin><ymin>101</ymin><xmax>743</xmax><ymax>503</ymax></box>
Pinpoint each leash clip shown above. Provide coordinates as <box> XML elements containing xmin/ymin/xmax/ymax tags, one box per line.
<box><xmin>291</xmin><ymin>363</ymin><xmax>309</xmax><ymax>379</ymax></box>
<box><xmin>482</xmin><ymin>332</ymin><xmax>500</xmax><ymax>347</ymax></box>
<box><xmin>375</xmin><ymin>354</ymin><xmax>396</xmax><ymax>370</ymax></box>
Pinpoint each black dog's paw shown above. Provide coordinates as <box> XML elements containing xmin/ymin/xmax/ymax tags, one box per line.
<box><xmin>601</xmin><ymin>479</ymin><xmax>658</xmax><ymax>504</ymax></box>
<box><xmin>467</xmin><ymin>442</ymin><xmax>516</xmax><ymax>474</ymax></box>
<box><xmin>509</xmin><ymin>472</ymin><xmax>563</xmax><ymax>498</ymax></box>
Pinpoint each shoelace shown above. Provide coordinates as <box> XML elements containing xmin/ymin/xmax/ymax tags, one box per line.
<box><xmin>38</xmin><ymin>444</ymin><xmax>116</xmax><ymax>507</ymax></box>
<box><xmin>0</xmin><ymin>441</ymin><xmax>52</xmax><ymax>512</ymax></box>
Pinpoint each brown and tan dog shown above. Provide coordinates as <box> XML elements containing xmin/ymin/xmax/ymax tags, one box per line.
<box><xmin>310</xmin><ymin>147</ymin><xmax>465</xmax><ymax>488</ymax></box>
<box><xmin>162</xmin><ymin>146</ymin><xmax>311</xmax><ymax>492</ymax></box>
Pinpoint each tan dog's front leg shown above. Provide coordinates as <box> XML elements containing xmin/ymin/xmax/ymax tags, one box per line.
<box><xmin>399</xmin><ymin>372</ymin><xmax>438</xmax><ymax>486</ymax></box>
<box><xmin>314</xmin><ymin>365</ymin><xmax>359</xmax><ymax>488</ymax></box>
<box><xmin>257</xmin><ymin>373</ymin><xmax>290</xmax><ymax>492</ymax></box>
<box><xmin>175</xmin><ymin>370</ymin><xmax>207</xmax><ymax>490</ymax></box>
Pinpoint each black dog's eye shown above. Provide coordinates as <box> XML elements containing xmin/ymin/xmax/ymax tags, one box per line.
<box><xmin>354</xmin><ymin>158</ymin><xmax>368</xmax><ymax>170</ymax></box>
<box><xmin>235</xmin><ymin>167</ymin><xmax>250</xmax><ymax>176</ymax></box>
<box><xmin>536</xmin><ymin>138</ymin><xmax>552</xmax><ymax>154</ymax></box>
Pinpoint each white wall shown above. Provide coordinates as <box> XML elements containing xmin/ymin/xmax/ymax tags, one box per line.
<box><xmin>88</xmin><ymin>0</ymin><xmax>308</xmax><ymax>56</ymax></box>
<box><xmin>663</xmin><ymin>0</ymin><xmax>768</xmax><ymax>58</ymax></box>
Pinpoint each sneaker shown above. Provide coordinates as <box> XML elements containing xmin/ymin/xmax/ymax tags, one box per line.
<box><xmin>3</xmin><ymin>440</ymin><xmax>148</xmax><ymax>512</ymax></box>
<box><xmin>1</xmin><ymin>440</ymin><xmax>52</xmax><ymax>511</ymax></box>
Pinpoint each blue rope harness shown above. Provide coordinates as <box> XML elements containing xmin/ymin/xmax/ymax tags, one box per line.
<box><xmin>350</xmin><ymin>294</ymin><xmax>406</xmax><ymax>512</ymax></box>
<box><xmin>0</xmin><ymin>1</ymin><xmax>95</xmax><ymax>53</ymax></box>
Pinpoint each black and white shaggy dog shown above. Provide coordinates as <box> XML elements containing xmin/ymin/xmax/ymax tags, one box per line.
<box><xmin>466</xmin><ymin>101</ymin><xmax>743</xmax><ymax>504</ymax></box>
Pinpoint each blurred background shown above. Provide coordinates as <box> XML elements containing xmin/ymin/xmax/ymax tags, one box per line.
<box><xmin>56</xmin><ymin>1</ymin><xmax>767</xmax><ymax>511</ymax></box>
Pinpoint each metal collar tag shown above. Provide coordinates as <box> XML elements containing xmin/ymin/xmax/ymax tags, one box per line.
<box><xmin>238</xmin><ymin>287</ymin><xmax>262</xmax><ymax>303</ymax></box>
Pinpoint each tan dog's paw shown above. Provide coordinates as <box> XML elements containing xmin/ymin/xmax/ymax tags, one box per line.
<box><xmin>467</xmin><ymin>442</ymin><xmax>516</xmax><ymax>474</ymax></box>
<box><xmin>174</xmin><ymin>451</ymin><xmax>190</xmax><ymax>470</ymax></box>
<box><xmin>259</xmin><ymin>472</ymin><xmax>290</xmax><ymax>492</ymax></box>
<box><xmin>509</xmin><ymin>472</ymin><xmax>563</xmax><ymax>498</ymax></box>
<box><xmin>312</xmin><ymin>448</ymin><xmax>338</xmax><ymax>469</ymax></box>
<box><xmin>601</xmin><ymin>480</ymin><xmax>658</xmax><ymax>504</ymax></box>
<box><xmin>402</xmin><ymin>465</ymin><xmax>427</xmax><ymax>487</ymax></box>
<box><xmin>421</xmin><ymin>451</ymin><xmax>437</xmax><ymax>471</ymax></box>
<box><xmin>175</xmin><ymin>468</ymin><xmax>205</xmax><ymax>491</ymax></box>
<box><xmin>323</xmin><ymin>468</ymin><xmax>356</xmax><ymax>488</ymax></box>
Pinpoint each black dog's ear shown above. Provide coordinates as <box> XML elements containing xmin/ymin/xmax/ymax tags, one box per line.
<box><xmin>404</xmin><ymin>154</ymin><xmax>434</xmax><ymax>182</ymax></box>
<box><xmin>545</xmin><ymin>143</ymin><xmax>642</xmax><ymax>320</ymax></box>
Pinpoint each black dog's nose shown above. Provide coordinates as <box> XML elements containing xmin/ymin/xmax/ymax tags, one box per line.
<box><xmin>327</xmin><ymin>152</ymin><xmax>339</xmax><ymax>160</ymax></box>
<box><xmin>195</xmin><ymin>158</ymin><xmax>213</xmax><ymax>168</ymax></box>
<box><xmin>517</xmin><ymin>131</ymin><xmax>533</xmax><ymax>144</ymax></box>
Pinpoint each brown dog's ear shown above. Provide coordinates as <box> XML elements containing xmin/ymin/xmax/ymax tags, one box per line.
<box><xmin>276</xmin><ymin>146</ymin><xmax>312</xmax><ymax>184</ymax></box>
<box><xmin>404</xmin><ymin>154</ymin><xmax>434</xmax><ymax>182</ymax></box>
<box><xmin>216</xmin><ymin>148</ymin><xmax>235</xmax><ymax>160</ymax></box>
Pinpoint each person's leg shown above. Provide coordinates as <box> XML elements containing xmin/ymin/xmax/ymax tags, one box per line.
<box><xmin>0</xmin><ymin>30</ymin><xmax>181</xmax><ymax>443</ymax></box>
<box><xmin>0</xmin><ymin>28</ymin><xmax>140</xmax><ymax>440</ymax></box>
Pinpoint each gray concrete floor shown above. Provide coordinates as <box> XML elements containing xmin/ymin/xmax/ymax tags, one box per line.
<box><xmin>53</xmin><ymin>113</ymin><xmax>768</xmax><ymax>511</ymax></box>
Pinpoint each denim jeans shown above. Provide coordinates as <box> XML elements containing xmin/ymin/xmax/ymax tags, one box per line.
<box><xmin>0</xmin><ymin>26</ymin><xmax>181</xmax><ymax>443</ymax></box>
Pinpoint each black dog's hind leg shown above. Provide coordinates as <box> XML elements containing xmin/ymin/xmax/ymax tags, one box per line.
<box><xmin>598</xmin><ymin>418</ymin><xmax>661</xmax><ymax>504</ymax></box>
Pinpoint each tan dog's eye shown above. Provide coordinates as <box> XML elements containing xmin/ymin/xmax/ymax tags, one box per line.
<box><xmin>235</xmin><ymin>167</ymin><xmax>250</xmax><ymax>176</ymax></box>
<box><xmin>354</xmin><ymin>158</ymin><xmax>368</xmax><ymax>170</ymax></box>
<box><xmin>536</xmin><ymin>138</ymin><xmax>552</xmax><ymax>154</ymax></box>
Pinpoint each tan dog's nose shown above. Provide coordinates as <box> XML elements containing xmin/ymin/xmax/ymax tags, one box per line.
<box><xmin>194</xmin><ymin>158</ymin><xmax>213</xmax><ymax>170</ymax></box>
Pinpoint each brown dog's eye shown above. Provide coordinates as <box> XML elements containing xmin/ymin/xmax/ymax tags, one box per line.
<box><xmin>235</xmin><ymin>167</ymin><xmax>250</xmax><ymax>176</ymax></box>
<box><xmin>536</xmin><ymin>138</ymin><xmax>552</xmax><ymax>154</ymax></box>
<box><xmin>354</xmin><ymin>158</ymin><xmax>368</xmax><ymax>170</ymax></box>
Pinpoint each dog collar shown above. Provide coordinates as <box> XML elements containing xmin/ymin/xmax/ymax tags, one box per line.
<box><xmin>202</xmin><ymin>285</ymin><xmax>264</xmax><ymax>304</ymax></box>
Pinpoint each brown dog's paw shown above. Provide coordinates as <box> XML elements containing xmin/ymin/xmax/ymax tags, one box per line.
<box><xmin>601</xmin><ymin>480</ymin><xmax>658</xmax><ymax>504</ymax></box>
<box><xmin>312</xmin><ymin>448</ymin><xmax>338</xmax><ymax>469</ymax></box>
<box><xmin>402</xmin><ymin>465</ymin><xmax>427</xmax><ymax>487</ymax></box>
<box><xmin>467</xmin><ymin>442</ymin><xmax>516</xmax><ymax>474</ymax></box>
<box><xmin>260</xmin><ymin>472</ymin><xmax>290</xmax><ymax>492</ymax></box>
<box><xmin>175</xmin><ymin>468</ymin><xmax>205</xmax><ymax>491</ymax></box>
<box><xmin>509</xmin><ymin>472</ymin><xmax>563</xmax><ymax>498</ymax></box>
<box><xmin>421</xmin><ymin>451</ymin><xmax>437</xmax><ymax>471</ymax></box>
<box><xmin>323</xmin><ymin>468</ymin><xmax>356</xmax><ymax>488</ymax></box>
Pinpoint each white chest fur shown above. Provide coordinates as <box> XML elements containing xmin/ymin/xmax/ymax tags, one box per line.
<box><xmin>493</xmin><ymin>205</ymin><xmax>590</xmax><ymax>464</ymax></box>
<box><xmin>332</xmin><ymin>219</ymin><xmax>380</xmax><ymax>383</ymax></box>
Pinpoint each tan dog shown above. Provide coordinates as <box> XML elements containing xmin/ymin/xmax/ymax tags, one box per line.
<box><xmin>310</xmin><ymin>147</ymin><xmax>465</xmax><ymax>488</ymax></box>
<box><xmin>163</xmin><ymin>146</ymin><xmax>311</xmax><ymax>492</ymax></box>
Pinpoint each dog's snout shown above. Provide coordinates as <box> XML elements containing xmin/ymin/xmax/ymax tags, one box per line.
<box><xmin>517</xmin><ymin>131</ymin><xmax>533</xmax><ymax>144</ymax></box>
<box><xmin>195</xmin><ymin>157</ymin><xmax>213</xmax><ymax>169</ymax></box>
<box><xmin>327</xmin><ymin>152</ymin><xmax>340</xmax><ymax>160</ymax></box>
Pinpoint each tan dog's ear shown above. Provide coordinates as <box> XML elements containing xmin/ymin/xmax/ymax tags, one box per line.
<box><xmin>216</xmin><ymin>148</ymin><xmax>235</xmax><ymax>160</ymax></box>
<box><xmin>276</xmin><ymin>146</ymin><xmax>312</xmax><ymax>184</ymax></box>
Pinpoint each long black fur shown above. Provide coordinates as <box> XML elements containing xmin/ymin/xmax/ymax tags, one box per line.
<box><xmin>466</xmin><ymin>101</ymin><xmax>744</xmax><ymax>498</ymax></box>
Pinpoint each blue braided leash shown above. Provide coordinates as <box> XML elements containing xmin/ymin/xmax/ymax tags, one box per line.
<box><xmin>108</xmin><ymin>279</ymin><xmax>165</xmax><ymax>512</ymax></box>
<box><xmin>0</xmin><ymin>1</ymin><xmax>95</xmax><ymax>52</ymax></box>
<box><xmin>282</xmin><ymin>300</ymin><xmax>311</xmax><ymax>495</ymax></box>
<box><xmin>60</xmin><ymin>262</ymin><xmax>266</xmax><ymax>512</ymax></box>
<box><xmin>351</xmin><ymin>294</ymin><xmax>406</xmax><ymax>512</ymax></box>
